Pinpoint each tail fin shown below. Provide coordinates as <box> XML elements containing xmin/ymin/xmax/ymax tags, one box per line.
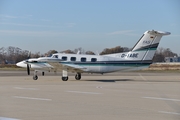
<box><xmin>131</xmin><ymin>30</ymin><xmax>170</xmax><ymax>61</ymax></box>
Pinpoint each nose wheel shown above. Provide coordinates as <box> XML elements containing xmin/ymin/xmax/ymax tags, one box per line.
<box><xmin>33</xmin><ymin>70</ymin><xmax>38</xmax><ymax>80</ymax></box>
<box><xmin>33</xmin><ymin>75</ymin><xmax>38</xmax><ymax>80</ymax></box>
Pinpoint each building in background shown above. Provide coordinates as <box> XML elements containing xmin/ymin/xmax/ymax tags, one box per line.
<box><xmin>165</xmin><ymin>57</ymin><xmax>180</xmax><ymax>62</ymax></box>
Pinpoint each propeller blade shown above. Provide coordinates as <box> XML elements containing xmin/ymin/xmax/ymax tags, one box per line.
<box><xmin>27</xmin><ymin>51</ymin><xmax>31</xmax><ymax>59</ymax></box>
<box><xmin>27</xmin><ymin>64</ymin><xmax>30</xmax><ymax>75</ymax></box>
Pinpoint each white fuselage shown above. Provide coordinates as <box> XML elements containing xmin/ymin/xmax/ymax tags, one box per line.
<box><xmin>16</xmin><ymin>52</ymin><xmax>151</xmax><ymax>74</ymax></box>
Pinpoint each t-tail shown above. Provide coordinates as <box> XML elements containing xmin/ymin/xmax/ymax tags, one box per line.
<box><xmin>106</xmin><ymin>30</ymin><xmax>170</xmax><ymax>65</ymax></box>
<box><xmin>130</xmin><ymin>30</ymin><xmax>170</xmax><ymax>63</ymax></box>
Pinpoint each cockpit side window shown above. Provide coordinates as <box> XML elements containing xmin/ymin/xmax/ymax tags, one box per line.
<box><xmin>53</xmin><ymin>55</ymin><xmax>58</xmax><ymax>58</ymax></box>
<box><xmin>62</xmin><ymin>56</ymin><xmax>67</xmax><ymax>61</ymax></box>
<box><xmin>91</xmin><ymin>58</ymin><xmax>97</xmax><ymax>62</ymax></box>
<box><xmin>71</xmin><ymin>57</ymin><xmax>76</xmax><ymax>61</ymax></box>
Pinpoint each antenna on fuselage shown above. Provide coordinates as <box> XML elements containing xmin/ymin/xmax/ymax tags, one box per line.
<box><xmin>96</xmin><ymin>51</ymin><xmax>99</xmax><ymax>56</ymax></box>
<box><xmin>77</xmin><ymin>50</ymin><xmax>80</xmax><ymax>54</ymax></box>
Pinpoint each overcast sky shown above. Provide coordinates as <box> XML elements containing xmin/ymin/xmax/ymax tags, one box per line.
<box><xmin>0</xmin><ymin>0</ymin><xmax>180</xmax><ymax>54</ymax></box>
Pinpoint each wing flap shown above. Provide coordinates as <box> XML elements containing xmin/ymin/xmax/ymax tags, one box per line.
<box><xmin>64</xmin><ymin>64</ymin><xmax>87</xmax><ymax>73</ymax></box>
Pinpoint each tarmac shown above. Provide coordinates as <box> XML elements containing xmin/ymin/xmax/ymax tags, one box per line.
<box><xmin>0</xmin><ymin>71</ymin><xmax>180</xmax><ymax>120</ymax></box>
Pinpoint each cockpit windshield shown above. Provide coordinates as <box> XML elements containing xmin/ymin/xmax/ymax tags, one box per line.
<box><xmin>52</xmin><ymin>55</ymin><xmax>58</xmax><ymax>58</ymax></box>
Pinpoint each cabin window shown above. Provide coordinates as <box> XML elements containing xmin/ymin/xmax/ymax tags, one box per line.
<box><xmin>62</xmin><ymin>56</ymin><xmax>67</xmax><ymax>61</ymax></box>
<box><xmin>91</xmin><ymin>58</ymin><xmax>97</xmax><ymax>62</ymax></box>
<box><xmin>81</xmin><ymin>57</ymin><xmax>86</xmax><ymax>62</ymax></box>
<box><xmin>71</xmin><ymin>57</ymin><xmax>76</xmax><ymax>61</ymax></box>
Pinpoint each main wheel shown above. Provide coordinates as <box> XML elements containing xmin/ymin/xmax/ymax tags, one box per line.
<box><xmin>42</xmin><ymin>72</ymin><xmax>45</xmax><ymax>76</ymax></box>
<box><xmin>62</xmin><ymin>77</ymin><xmax>68</xmax><ymax>81</ymax></box>
<box><xmin>75</xmin><ymin>73</ymin><xmax>81</xmax><ymax>80</ymax></box>
<box><xmin>33</xmin><ymin>75</ymin><xmax>38</xmax><ymax>80</ymax></box>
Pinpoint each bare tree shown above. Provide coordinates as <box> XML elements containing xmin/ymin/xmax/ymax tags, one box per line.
<box><xmin>31</xmin><ymin>52</ymin><xmax>41</xmax><ymax>58</ymax></box>
<box><xmin>100</xmin><ymin>46</ymin><xmax>126</xmax><ymax>55</ymax></box>
<box><xmin>74</xmin><ymin>47</ymin><xmax>85</xmax><ymax>54</ymax></box>
<box><xmin>0</xmin><ymin>46</ymin><xmax>178</xmax><ymax>65</ymax></box>
<box><xmin>45</xmin><ymin>50</ymin><xmax>58</xmax><ymax>56</ymax></box>
<box><xmin>122</xmin><ymin>47</ymin><xmax>130</xmax><ymax>52</ymax></box>
<box><xmin>0</xmin><ymin>46</ymin><xmax>31</xmax><ymax>64</ymax></box>
<box><xmin>85</xmin><ymin>51</ymin><xmax>95</xmax><ymax>55</ymax></box>
<box><xmin>60</xmin><ymin>49</ymin><xmax>75</xmax><ymax>54</ymax></box>
<box><xmin>0</xmin><ymin>47</ymin><xmax>7</xmax><ymax>64</ymax></box>
<box><xmin>153</xmin><ymin>47</ymin><xmax>177</xmax><ymax>62</ymax></box>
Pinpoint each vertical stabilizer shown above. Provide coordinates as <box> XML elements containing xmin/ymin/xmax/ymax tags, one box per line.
<box><xmin>131</xmin><ymin>30</ymin><xmax>170</xmax><ymax>61</ymax></box>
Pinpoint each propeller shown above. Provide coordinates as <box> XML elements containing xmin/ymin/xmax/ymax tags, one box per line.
<box><xmin>27</xmin><ymin>64</ymin><xmax>30</xmax><ymax>75</ymax></box>
<box><xmin>26</xmin><ymin>51</ymin><xmax>31</xmax><ymax>75</ymax></box>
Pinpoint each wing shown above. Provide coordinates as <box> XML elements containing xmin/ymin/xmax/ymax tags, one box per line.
<box><xmin>48</xmin><ymin>62</ymin><xmax>87</xmax><ymax>73</ymax></box>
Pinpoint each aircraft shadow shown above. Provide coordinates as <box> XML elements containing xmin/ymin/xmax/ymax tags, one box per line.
<box><xmin>80</xmin><ymin>79</ymin><xmax>180</xmax><ymax>83</ymax></box>
<box><xmin>82</xmin><ymin>79</ymin><xmax>134</xmax><ymax>82</ymax></box>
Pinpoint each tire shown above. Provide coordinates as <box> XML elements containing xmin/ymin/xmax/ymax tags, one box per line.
<box><xmin>33</xmin><ymin>75</ymin><xmax>38</xmax><ymax>80</ymax></box>
<box><xmin>62</xmin><ymin>77</ymin><xmax>68</xmax><ymax>81</ymax></box>
<box><xmin>75</xmin><ymin>74</ymin><xmax>81</xmax><ymax>80</ymax></box>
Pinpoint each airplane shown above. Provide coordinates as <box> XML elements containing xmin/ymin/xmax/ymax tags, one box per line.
<box><xmin>16</xmin><ymin>30</ymin><xmax>171</xmax><ymax>81</ymax></box>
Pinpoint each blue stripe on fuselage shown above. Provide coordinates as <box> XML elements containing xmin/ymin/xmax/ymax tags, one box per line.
<box><xmin>60</xmin><ymin>60</ymin><xmax>152</xmax><ymax>67</ymax></box>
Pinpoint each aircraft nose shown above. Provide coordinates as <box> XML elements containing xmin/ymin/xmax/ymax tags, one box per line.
<box><xmin>16</xmin><ymin>61</ymin><xmax>22</xmax><ymax>67</ymax></box>
<box><xmin>16</xmin><ymin>61</ymin><xmax>26</xmax><ymax>67</ymax></box>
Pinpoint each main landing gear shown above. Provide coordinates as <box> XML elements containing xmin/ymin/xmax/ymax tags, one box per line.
<box><xmin>61</xmin><ymin>73</ymin><xmax>81</xmax><ymax>81</ymax></box>
<box><xmin>61</xmin><ymin>69</ymin><xmax>81</xmax><ymax>81</ymax></box>
<box><xmin>62</xmin><ymin>76</ymin><xmax>68</xmax><ymax>81</ymax></box>
<box><xmin>33</xmin><ymin>70</ymin><xmax>38</xmax><ymax>80</ymax></box>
